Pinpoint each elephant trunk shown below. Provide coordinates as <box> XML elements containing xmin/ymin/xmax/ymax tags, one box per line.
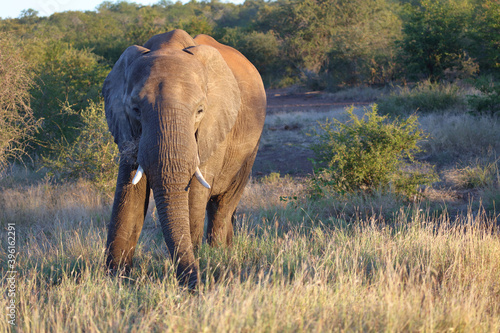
<box><xmin>153</xmin><ymin>186</ymin><xmax>198</xmax><ymax>288</ymax></box>
<box><xmin>138</xmin><ymin>106</ymin><xmax>199</xmax><ymax>287</ymax></box>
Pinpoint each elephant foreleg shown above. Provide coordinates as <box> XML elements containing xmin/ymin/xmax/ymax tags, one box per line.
<box><xmin>106</xmin><ymin>158</ymin><xmax>150</xmax><ymax>271</ymax></box>
<box><xmin>188</xmin><ymin>180</ymin><xmax>211</xmax><ymax>251</ymax></box>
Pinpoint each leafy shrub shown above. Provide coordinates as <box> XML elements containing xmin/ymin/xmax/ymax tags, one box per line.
<box><xmin>378</xmin><ymin>80</ymin><xmax>467</xmax><ymax>116</ymax></box>
<box><xmin>467</xmin><ymin>77</ymin><xmax>500</xmax><ymax>115</ymax></box>
<box><xmin>456</xmin><ymin>159</ymin><xmax>499</xmax><ymax>189</ymax></box>
<box><xmin>43</xmin><ymin>100</ymin><xmax>119</xmax><ymax>191</ymax></box>
<box><xmin>180</xmin><ymin>15</ymin><xmax>214</xmax><ymax>36</ymax></box>
<box><xmin>28</xmin><ymin>40</ymin><xmax>110</xmax><ymax>150</ymax></box>
<box><xmin>260</xmin><ymin>172</ymin><xmax>283</xmax><ymax>185</ymax></box>
<box><xmin>310</xmin><ymin>105</ymin><xmax>437</xmax><ymax>198</ymax></box>
<box><xmin>0</xmin><ymin>33</ymin><xmax>40</xmax><ymax>173</ymax></box>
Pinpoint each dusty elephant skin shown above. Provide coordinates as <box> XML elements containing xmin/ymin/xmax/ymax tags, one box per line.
<box><xmin>102</xmin><ymin>29</ymin><xmax>266</xmax><ymax>288</ymax></box>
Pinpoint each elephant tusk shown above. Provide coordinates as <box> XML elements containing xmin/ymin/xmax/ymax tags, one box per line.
<box><xmin>131</xmin><ymin>165</ymin><xmax>144</xmax><ymax>185</ymax></box>
<box><xmin>195</xmin><ymin>167</ymin><xmax>211</xmax><ymax>189</ymax></box>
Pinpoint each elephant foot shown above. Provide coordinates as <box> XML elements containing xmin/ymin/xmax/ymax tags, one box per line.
<box><xmin>177</xmin><ymin>264</ymin><xmax>199</xmax><ymax>291</ymax></box>
<box><xmin>105</xmin><ymin>249</ymin><xmax>135</xmax><ymax>277</ymax></box>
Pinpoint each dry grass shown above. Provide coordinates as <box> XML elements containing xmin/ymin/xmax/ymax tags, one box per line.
<box><xmin>264</xmin><ymin>107</ymin><xmax>363</xmax><ymax>129</ymax></box>
<box><xmin>377</xmin><ymin>80</ymin><xmax>470</xmax><ymax>116</ymax></box>
<box><xmin>1</xmin><ymin>94</ymin><xmax>500</xmax><ymax>331</ymax></box>
<box><xmin>415</xmin><ymin>112</ymin><xmax>500</xmax><ymax>211</ymax></box>
<box><xmin>1</xmin><ymin>177</ymin><xmax>499</xmax><ymax>332</ymax></box>
<box><xmin>240</xmin><ymin>174</ymin><xmax>306</xmax><ymax>212</ymax></box>
<box><xmin>323</xmin><ymin>86</ymin><xmax>387</xmax><ymax>102</ymax></box>
<box><xmin>419</xmin><ymin>113</ymin><xmax>500</xmax><ymax>162</ymax></box>
<box><xmin>0</xmin><ymin>180</ymin><xmax>111</xmax><ymax>229</ymax></box>
<box><xmin>263</xmin><ymin>106</ymin><xmax>500</xmax><ymax>168</ymax></box>
<box><xmin>444</xmin><ymin>160</ymin><xmax>499</xmax><ymax>190</ymax></box>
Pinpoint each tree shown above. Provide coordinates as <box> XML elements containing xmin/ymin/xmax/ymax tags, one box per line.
<box><xmin>27</xmin><ymin>40</ymin><xmax>109</xmax><ymax>149</ymax></box>
<box><xmin>216</xmin><ymin>27</ymin><xmax>280</xmax><ymax>84</ymax></box>
<box><xmin>469</xmin><ymin>0</ymin><xmax>500</xmax><ymax>75</ymax></box>
<box><xmin>398</xmin><ymin>0</ymin><xmax>473</xmax><ymax>80</ymax></box>
<box><xmin>0</xmin><ymin>34</ymin><xmax>39</xmax><ymax>172</ymax></box>
<box><xmin>43</xmin><ymin>100</ymin><xmax>119</xmax><ymax>190</ymax></box>
<box><xmin>324</xmin><ymin>0</ymin><xmax>401</xmax><ymax>86</ymax></box>
<box><xmin>259</xmin><ymin>0</ymin><xmax>401</xmax><ymax>87</ymax></box>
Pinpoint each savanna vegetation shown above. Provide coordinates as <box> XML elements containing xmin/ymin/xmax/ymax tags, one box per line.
<box><xmin>1</xmin><ymin>0</ymin><xmax>499</xmax><ymax>331</ymax></box>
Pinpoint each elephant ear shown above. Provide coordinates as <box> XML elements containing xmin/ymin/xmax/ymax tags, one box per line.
<box><xmin>185</xmin><ymin>45</ymin><xmax>241</xmax><ymax>164</ymax></box>
<box><xmin>102</xmin><ymin>45</ymin><xmax>149</xmax><ymax>151</ymax></box>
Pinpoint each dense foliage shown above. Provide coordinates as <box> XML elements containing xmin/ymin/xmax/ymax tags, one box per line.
<box><xmin>0</xmin><ymin>33</ymin><xmax>39</xmax><ymax>173</ymax></box>
<box><xmin>2</xmin><ymin>0</ymin><xmax>498</xmax><ymax>87</ymax></box>
<box><xmin>42</xmin><ymin>100</ymin><xmax>119</xmax><ymax>190</ymax></box>
<box><xmin>310</xmin><ymin>105</ymin><xmax>438</xmax><ymax>197</ymax></box>
<box><xmin>29</xmin><ymin>41</ymin><xmax>109</xmax><ymax>147</ymax></box>
<box><xmin>0</xmin><ymin>0</ymin><xmax>499</xmax><ymax>181</ymax></box>
<box><xmin>467</xmin><ymin>76</ymin><xmax>500</xmax><ymax>115</ymax></box>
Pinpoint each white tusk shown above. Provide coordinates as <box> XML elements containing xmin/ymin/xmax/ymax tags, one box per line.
<box><xmin>195</xmin><ymin>167</ymin><xmax>211</xmax><ymax>189</ymax></box>
<box><xmin>131</xmin><ymin>165</ymin><xmax>144</xmax><ymax>185</ymax></box>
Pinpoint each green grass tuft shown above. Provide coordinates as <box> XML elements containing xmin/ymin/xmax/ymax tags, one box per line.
<box><xmin>378</xmin><ymin>80</ymin><xmax>468</xmax><ymax>116</ymax></box>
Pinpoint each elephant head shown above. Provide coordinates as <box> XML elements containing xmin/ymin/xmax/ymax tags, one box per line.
<box><xmin>102</xmin><ymin>30</ymin><xmax>242</xmax><ymax>287</ymax></box>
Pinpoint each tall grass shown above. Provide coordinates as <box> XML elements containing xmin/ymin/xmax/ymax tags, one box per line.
<box><xmin>378</xmin><ymin>80</ymin><xmax>469</xmax><ymax>116</ymax></box>
<box><xmin>1</xmin><ymin>180</ymin><xmax>499</xmax><ymax>332</ymax></box>
<box><xmin>324</xmin><ymin>86</ymin><xmax>386</xmax><ymax>102</ymax></box>
<box><xmin>419</xmin><ymin>113</ymin><xmax>500</xmax><ymax>162</ymax></box>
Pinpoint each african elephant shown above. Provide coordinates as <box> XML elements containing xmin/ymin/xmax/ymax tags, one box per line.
<box><xmin>102</xmin><ymin>29</ymin><xmax>266</xmax><ymax>288</ymax></box>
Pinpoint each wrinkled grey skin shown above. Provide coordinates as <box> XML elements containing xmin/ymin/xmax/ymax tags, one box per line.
<box><xmin>102</xmin><ymin>29</ymin><xmax>266</xmax><ymax>288</ymax></box>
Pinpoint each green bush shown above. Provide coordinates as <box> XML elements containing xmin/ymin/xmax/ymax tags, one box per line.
<box><xmin>378</xmin><ymin>80</ymin><xmax>467</xmax><ymax>116</ymax></box>
<box><xmin>458</xmin><ymin>159</ymin><xmax>499</xmax><ymax>189</ymax></box>
<box><xmin>467</xmin><ymin>77</ymin><xmax>500</xmax><ymax>115</ymax></box>
<box><xmin>28</xmin><ymin>40</ymin><xmax>110</xmax><ymax>150</ymax></box>
<box><xmin>469</xmin><ymin>0</ymin><xmax>500</xmax><ymax>75</ymax></box>
<box><xmin>397</xmin><ymin>0</ymin><xmax>472</xmax><ymax>80</ymax></box>
<box><xmin>310</xmin><ymin>105</ymin><xmax>437</xmax><ymax>198</ymax></box>
<box><xmin>43</xmin><ymin>100</ymin><xmax>119</xmax><ymax>191</ymax></box>
<box><xmin>0</xmin><ymin>33</ymin><xmax>40</xmax><ymax>173</ymax></box>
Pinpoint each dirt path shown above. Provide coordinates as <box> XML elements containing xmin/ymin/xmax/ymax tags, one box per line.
<box><xmin>252</xmin><ymin>89</ymin><xmax>370</xmax><ymax>177</ymax></box>
<box><xmin>266</xmin><ymin>88</ymin><xmax>370</xmax><ymax>114</ymax></box>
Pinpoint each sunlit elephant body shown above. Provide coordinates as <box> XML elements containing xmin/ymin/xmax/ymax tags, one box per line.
<box><xmin>103</xmin><ymin>30</ymin><xmax>266</xmax><ymax>287</ymax></box>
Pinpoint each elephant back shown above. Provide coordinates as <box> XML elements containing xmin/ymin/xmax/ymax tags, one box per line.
<box><xmin>144</xmin><ymin>29</ymin><xmax>196</xmax><ymax>52</ymax></box>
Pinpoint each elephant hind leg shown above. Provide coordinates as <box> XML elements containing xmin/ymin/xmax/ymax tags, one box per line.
<box><xmin>206</xmin><ymin>196</ymin><xmax>236</xmax><ymax>247</ymax></box>
<box><xmin>207</xmin><ymin>147</ymin><xmax>258</xmax><ymax>247</ymax></box>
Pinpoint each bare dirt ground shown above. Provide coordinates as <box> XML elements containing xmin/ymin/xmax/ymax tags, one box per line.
<box><xmin>265</xmin><ymin>88</ymin><xmax>371</xmax><ymax>114</ymax></box>
<box><xmin>252</xmin><ymin>89</ymin><xmax>499</xmax><ymax>216</ymax></box>
<box><xmin>252</xmin><ymin>88</ymin><xmax>370</xmax><ymax>177</ymax></box>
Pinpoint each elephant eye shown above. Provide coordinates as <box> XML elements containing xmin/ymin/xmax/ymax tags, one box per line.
<box><xmin>196</xmin><ymin>103</ymin><xmax>205</xmax><ymax>117</ymax></box>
